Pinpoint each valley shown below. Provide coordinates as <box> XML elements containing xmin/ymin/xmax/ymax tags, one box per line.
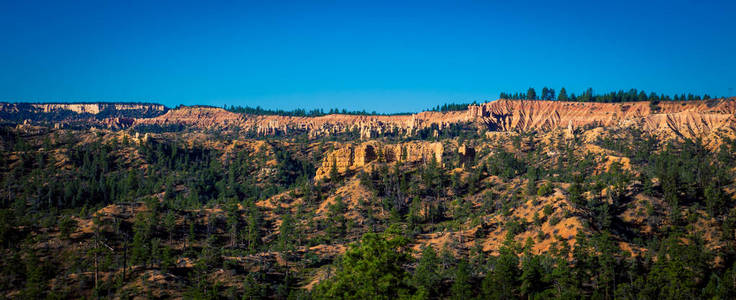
<box><xmin>1</xmin><ymin>98</ymin><xmax>736</xmax><ymax>298</ymax></box>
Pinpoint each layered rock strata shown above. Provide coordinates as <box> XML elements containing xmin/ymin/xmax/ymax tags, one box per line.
<box><xmin>468</xmin><ymin>99</ymin><xmax>736</xmax><ymax>138</ymax></box>
<box><xmin>314</xmin><ymin>141</ymin><xmax>444</xmax><ymax>181</ymax></box>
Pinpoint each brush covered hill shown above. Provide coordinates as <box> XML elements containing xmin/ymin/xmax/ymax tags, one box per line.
<box><xmin>1</xmin><ymin>99</ymin><xmax>736</xmax><ymax>298</ymax></box>
<box><xmin>0</xmin><ymin>102</ymin><xmax>167</xmax><ymax>129</ymax></box>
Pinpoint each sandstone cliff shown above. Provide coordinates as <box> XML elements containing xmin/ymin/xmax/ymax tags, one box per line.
<box><xmin>134</xmin><ymin>106</ymin><xmax>470</xmax><ymax>138</ymax></box>
<box><xmin>0</xmin><ymin>102</ymin><xmax>167</xmax><ymax>127</ymax></box>
<box><xmin>468</xmin><ymin>98</ymin><xmax>736</xmax><ymax>138</ymax></box>
<box><xmin>135</xmin><ymin>98</ymin><xmax>736</xmax><ymax>139</ymax></box>
<box><xmin>314</xmin><ymin>141</ymin><xmax>444</xmax><ymax>181</ymax></box>
<box><xmin>6</xmin><ymin>98</ymin><xmax>736</xmax><ymax>139</ymax></box>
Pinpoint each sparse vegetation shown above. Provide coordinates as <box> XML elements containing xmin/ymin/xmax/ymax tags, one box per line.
<box><xmin>2</xmin><ymin>101</ymin><xmax>736</xmax><ymax>299</ymax></box>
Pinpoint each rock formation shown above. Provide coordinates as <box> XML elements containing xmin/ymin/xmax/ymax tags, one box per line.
<box><xmin>467</xmin><ymin>99</ymin><xmax>736</xmax><ymax>138</ymax></box>
<box><xmin>0</xmin><ymin>102</ymin><xmax>167</xmax><ymax>127</ymax></box>
<box><xmin>135</xmin><ymin>106</ymin><xmax>470</xmax><ymax>138</ymax></box>
<box><xmin>458</xmin><ymin>144</ymin><xmax>475</xmax><ymax>168</ymax></box>
<box><xmin>314</xmin><ymin>141</ymin><xmax>444</xmax><ymax>181</ymax></box>
<box><xmin>4</xmin><ymin>98</ymin><xmax>736</xmax><ymax>139</ymax></box>
<box><xmin>136</xmin><ymin>98</ymin><xmax>736</xmax><ymax>139</ymax></box>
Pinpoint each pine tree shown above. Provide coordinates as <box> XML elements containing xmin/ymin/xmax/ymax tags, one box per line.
<box><xmin>22</xmin><ymin>250</ymin><xmax>45</xmax><ymax>299</ymax></box>
<box><xmin>313</xmin><ymin>229</ymin><xmax>415</xmax><ymax>299</ymax></box>
<box><xmin>520</xmin><ymin>254</ymin><xmax>545</xmax><ymax>298</ymax></box>
<box><xmin>413</xmin><ymin>245</ymin><xmax>441</xmax><ymax>296</ymax></box>
<box><xmin>482</xmin><ymin>245</ymin><xmax>519</xmax><ymax>299</ymax></box>
<box><xmin>278</xmin><ymin>213</ymin><xmax>296</xmax><ymax>253</ymax></box>
<box><xmin>131</xmin><ymin>214</ymin><xmax>151</xmax><ymax>267</ymax></box>
<box><xmin>558</xmin><ymin>87</ymin><xmax>568</xmax><ymax>101</ymax></box>
<box><xmin>450</xmin><ymin>260</ymin><xmax>472</xmax><ymax>299</ymax></box>
<box><xmin>527</xmin><ymin>88</ymin><xmax>537</xmax><ymax>100</ymax></box>
<box><xmin>407</xmin><ymin>196</ymin><xmax>423</xmax><ymax>232</ymax></box>
<box><xmin>164</xmin><ymin>210</ymin><xmax>176</xmax><ymax>244</ymax></box>
<box><xmin>581</xmin><ymin>88</ymin><xmax>593</xmax><ymax>102</ymax></box>
<box><xmin>330</xmin><ymin>156</ymin><xmax>339</xmax><ymax>183</ymax></box>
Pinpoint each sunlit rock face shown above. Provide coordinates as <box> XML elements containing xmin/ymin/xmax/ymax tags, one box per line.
<box><xmin>314</xmin><ymin>141</ymin><xmax>444</xmax><ymax>181</ymax></box>
<box><xmin>467</xmin><ymin>98</ymin><xmax>736</xmax><ymax>138</ymax></box>
<box><xmin>134</xmin><ymin>98</ymin><xmax>736</xmax><ymax>140</ymax></box>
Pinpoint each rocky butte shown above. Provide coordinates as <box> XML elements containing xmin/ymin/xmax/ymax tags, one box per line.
<box><xmin>313</xmin><ymin>141</ymin><xmax>445</xmax><ymax>181</ymax></box>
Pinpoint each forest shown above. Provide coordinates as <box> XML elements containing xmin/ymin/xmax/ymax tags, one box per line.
<box><xmin>224</xmin><ymin>105</ymin><xmax>413</xmax><ymax>117</ymax></box>
<box><xmin>500</xmin><ymin>87</ymin><xmax>716</xmax><ymax>102</ymax></box>
<box><xmin>1</xmin><ymin>115</ymin><xmax>736</xmax><ymax>299</ymax></box>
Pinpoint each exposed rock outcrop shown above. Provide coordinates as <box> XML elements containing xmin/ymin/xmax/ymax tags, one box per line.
<box><xmin>0</xmin><ymin>102</ymin><xmax>167</xmax><ymax>128</ymax></box>
<box><xmin>314</xmin><ymin>141</ymin><xmax>444</xmax><ymax>181</ymax></box>
<box><xmin>467</xmin><ymin>99</ymin><xmax>736</xmax><ymax>138</ymax></box>
<box><xmin>136</xmin><ymin>98</ymin><xmax>736</xmax><ymax>139</ymax></box>
<box><xmin>135</xmin><ymin>106</ymin><xmax>470</xmax><ymax>138</ymax></box>
<box><xmin>136</xmin><ymin>106</ymin><xmax>245</xmax><ymax>128</ymax></box>
<box><xmin>458</xmin><ymin>144</ymin><xmax>475</xmax><ymax>168</ymax></box>
<box><xmin>6</xmin><ymin>98</ymin><xmax>736</xmax><ymax>140</ymax></box>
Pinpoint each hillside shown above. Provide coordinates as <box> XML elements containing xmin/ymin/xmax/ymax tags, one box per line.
<box><xmin>136</xmin><ymin>98</ymin><xmax>736</xmax><ymax>141</ymax></box>
<box><xmin>1</xmin><ymin>99</ymin><xmax>736</xmax><ymax>298</ymax></box>
<box><xmin>5</xmin><ymin>99</ymin><xmax>735</xmax><ymax>140</ymax></box>
<box><xmin>471</xmin><ymin>99</ymin><xmax>736</xmax><ymax>138</ymax></box>
<box><xmin>0</xmin><ymin>102</ymin><xmax>167</xmax><ymax>129</ymax></box>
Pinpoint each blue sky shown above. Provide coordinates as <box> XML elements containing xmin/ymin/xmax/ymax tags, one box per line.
<box><xmin>1</xmin><ymin>0</ymin><xmax>734</xmax><ymax>113</ymax></box>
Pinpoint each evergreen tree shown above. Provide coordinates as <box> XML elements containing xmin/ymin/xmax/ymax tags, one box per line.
<box><xmin>558</xmin><ymin>87</ymin><xmax>568</xmax><ymax>101</ymax></box>
<box><xmin>278</xmin><ymin>213</ymin><xmax>296</xmax><ymax>253</ymax></box>
<box><xmin>330</xmin><ymin>156</ymin><xmax>339</xmax><ymax>183</ymax></box>
<box><xmin>638</xmin><ymin>90</ymin><xmax>648</xmax><ymax>101</ymax></box>
<box><xmin>520</xmin><ymin>254</ymin><xmax>547</xmax><ymax>298</ymax></box>
<box><xmin>131</xmin><ymin>213</ymin><xmax>151</xmax><ymax>266</ymax></box>
<box><xmin>22</xmin><ymin>250</ymin><xmax>46</xmax><ymax>299</ymax></box>
<box><xmin>541</xmin><ymin>87</ymin><xmax>550</xmax><ymax>100</ymax></box>
<box><xmin>450</xmin><ymin>260</ymin><xmax>472</xmax><ymax>299</ymax></box>
<box><xmin>482</xmin><ymin>244</ymin><xmax>519</xmax><ymax>299</ymax></box>
<box><xmin>313</xmin><ymin>229</ymin><xmax>415</xmax><ymax>299</ymax></box>
<box><xmin>412</xmin><ymin>245</ymin><xmax>441</xmax><ymax>296</ymax></box>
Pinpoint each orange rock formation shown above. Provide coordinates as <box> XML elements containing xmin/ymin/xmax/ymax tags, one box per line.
<box><xmin>469</xmin><ymin>99</ymin><xmax>736</xmax><ymax>138</ymax></box>
<box><xmin>135</xmin><ymin>98</ymin><xmax>736</xmax><ymax>139</ymax></box>
<box><xmin>314</xmin><ymin>141</ymin><xmax>444</xmax><ymax>181</ymax></box>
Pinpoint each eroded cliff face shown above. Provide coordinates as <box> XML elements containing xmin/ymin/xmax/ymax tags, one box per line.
<box><xmin>135</xmin><ymin>106</ymin><xmax>470</xmax><ymax>138</ymax></box>
<box><xmin>134</xmin><ymin>106</ymin><xmax>245</xmax><ymax>128</ymax></box>
<box><xmin>314</xmin><ymin>141</ymin><xmax>444</xmax><ymax>181</ymax></box>
<box><xmin>31</xmin><ymin>103</ymin><xmax>165</xmax><ymax>114</ymax></box>
<box><xmin>7</xmin><ymin>99</ymin><xmax>736</xmax><ymax>139</ymax></box>
<box><xmin>0</xmin><ymin>102</ymin><xmax>167</xmax><ymax>127</ymax></box>
<box><xmin>468</xmin><ymin>99</ymin><xmax>736</xmax><ymax>138</ymax></box>
<box><xmin>0</xmin><ymin>102</ymin><xmax>166</xmax><ymax>115</ymax></box>
<box><xmin>134</xmin><ymin>98</ymin><xmax>736</xmax><ymax>139</ymax></box>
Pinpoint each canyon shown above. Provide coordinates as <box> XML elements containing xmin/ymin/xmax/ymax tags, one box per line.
<box><xmin>4</xmin><ymin>99</ymin><xmax>735</xmax><ymax>139</ymax></box>
<box><xmin>0</xmin><ymin>102</ymin><xmax>167</xmax><ymax>127</ymax></box>
<box><xmin>137</xmin><ymin>98</ymin><xmax>736</xmax><ymax>141</ymax></box>
<box><xmin>4</xmin><ymin>98</ymin><xmax>736</xmax><ymax>299</ymax></box>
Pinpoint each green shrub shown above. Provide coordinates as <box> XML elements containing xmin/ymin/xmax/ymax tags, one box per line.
<box><xmin>59</xmin><ymin>216</ymin><xmax>77</xmax><ymax>240</ymax></box>
<box><xmin>537</xmin><ymin>182</ymin><xmax>554</xmax><ymax>197</ymax></box>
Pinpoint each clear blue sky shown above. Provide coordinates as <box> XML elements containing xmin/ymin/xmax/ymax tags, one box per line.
<box><xmin>1</xmin><ymin>0</ymin><xmax>734</xmax><ymax>113</ymax></box>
